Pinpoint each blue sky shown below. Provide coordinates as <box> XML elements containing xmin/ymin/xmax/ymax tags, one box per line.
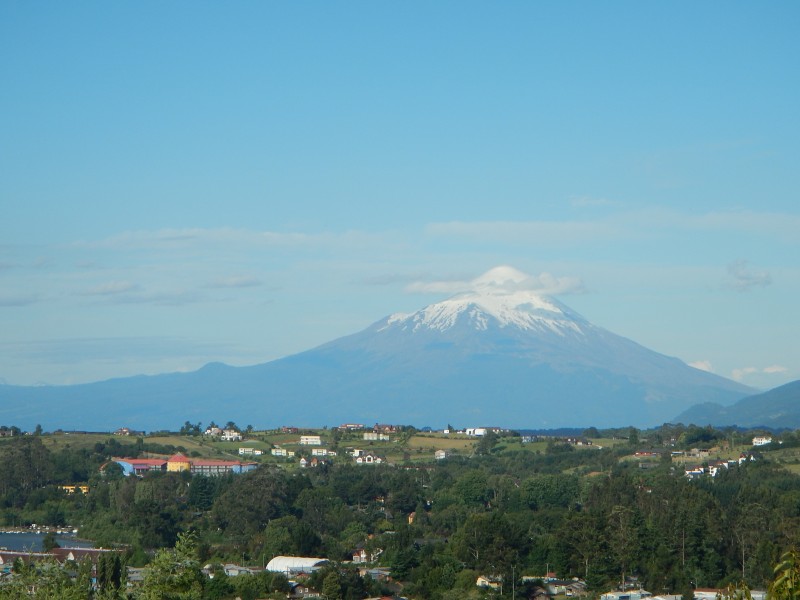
<box><xmin>1</xmin><ymin>2</ymin><xmax>798</xmax><ymax>392</ymax></box>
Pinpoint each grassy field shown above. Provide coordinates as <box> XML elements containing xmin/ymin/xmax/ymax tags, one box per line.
<box><xmin>781</xmin><ymin>463</ymin><xmax>800</xmax><ymax>475</ymax></box>
<box><xmin>407</xmin><ymin>434</ymin><xmax>476</xmax><ymax>453</ymax></box>
<box><xmin>33</xmin><ymin>432</ymin><xmax>140</xmax><ymax>453</ymax></box>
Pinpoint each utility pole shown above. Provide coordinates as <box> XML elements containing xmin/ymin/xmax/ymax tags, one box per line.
<box><xmin>512</xmin><ymin>564</ymin><xmax>516</xmax><ymax>600</ymax></box>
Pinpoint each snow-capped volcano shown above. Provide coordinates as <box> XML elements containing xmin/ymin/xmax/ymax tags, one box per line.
<box><xmin>0</xmin><ymin>266</ymin><xmax>755</xmax><ymax>430</ymax></box>
<box><xmin>383</xmin><ymin>266</ymin><xmax>586</xmax><ymax>336</ymax></box>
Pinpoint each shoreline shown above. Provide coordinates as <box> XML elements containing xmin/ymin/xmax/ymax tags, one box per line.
<box><xmin>0</xmin><ymin>526</ymin><xmax>79</xmax><ymax>535</ymax></box>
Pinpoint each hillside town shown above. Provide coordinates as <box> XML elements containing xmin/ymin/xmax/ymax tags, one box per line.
<box><xmin>0</xmin><ymin>420</ymin><xmax>796</xmax><ymax>599</ymax></box>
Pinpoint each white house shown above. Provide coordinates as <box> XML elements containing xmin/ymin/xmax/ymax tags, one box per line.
<box><xmin>435</xmin><ymin>449</ymin><xmax>448</xmax><ymax>460</ymax></box>
<box><xmin>476</xmin><ymin>575</ymin><xmax>502</xmax><ymax>590</ymax></box>
<box><xmin>299</xmin><ymin>435</ymin><xmax>322</xmax><ymax>446</ymax></box>
<box><xmin>221</xmin><ymin>429</ymin><xmax>242</xmax><ymax>442</ymax></box>
<box><xmin>364</xmin><ymin>432</ymin><xmax>390</xmax><ymax>441</ymax></box>
<box><xmin>271</xmin><ymin>447</ymin><xmax>288</xmax><ymax>457</ymax></box>
<box><xmin>465</xmin><ymin>428</ymin><xmax>487</xmax><ymax>437</ymax></box>
<box><xmin>708</xmin><ymin>461</ymin><xmax>730</xmax><ymax>477</ymax></box>
<box><xmin>311</xmin><ymin>448</ymin><xmax>329</xmax><ymax>457</ymax></box>
<box><xmin>684</xmin><ymin>465</ymin><xmax>705</xmax><ymax>479</ymax></box>
<box><xmin>752</xmin><ymin>436</ymin><xmax>772</xmax><ymax>446</ymax></box>
<box><xmin>355</xmin><ymin>453</ymin><xmax>384</xmax><ymax>465</ymax></box>
<box><xmin>238</xmin><ymin>447</ymin><xmax>263</xmax><ymax>456</ymax></box>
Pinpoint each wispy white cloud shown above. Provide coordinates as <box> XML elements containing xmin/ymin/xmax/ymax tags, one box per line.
<box><xmin>207</xmin><ymin>275</ymin><xmax>263</xmax><ymax>289</ymax></box>
<box><xmin>358</xmin><ymin>272</ymin><xmax>430</xmax><ymax>286</ymax></box>
<box><xmin>80</xmin><ymin>281</ymin><xmax>140</xmax><ymax>296</ymax></box>
<box><xmin>405</xmin><ymin>266</ymin><xmax>585</xmax><ymax>297</ymax></box>
<box><xmin>425</xmin><ymin>209</ymin><xmax>800</xmax><ymax>247</ymax></box>
<box><xmin>732</xmin><ymin>365</ymin><xmax>788</xmax><ymax>382</ymax></box>
<box><xmin>109</xmin><ymin>289</ymin><xmax>205</xmax><ymax>307</ymax></box>
<box><xmin>726</xmin><ymin>259</ymin><xmax>771</xmax><ymax>292</ymax></box>
<box><xmin>569</xmin><ymin>195</ymin><xmax>622</xmax><ymax>209</ymax></box>
<box><xmin>425</xmin><ymin>220</ymin><xmax>620</xmax><ymax>245</ymax></box>
<box><xmin>76</xmin><ymin>227</ymin><xmax>388</xmax><ymax>252</ymax></box>
<box><xmin>405</xmin><ymin>280</ymin><xmax>467</xmax><ymax>294</ymax></box>
<box><xmin>732</xmin><ymin>367</ymin><xmax>758</xmax><ymax>381</ymax></box>
<box><xmin>76</xmin><ymin>281</ymin><xmax>206</xmax><ymax>307</ymax></box>
<box><xmin>76</xmin><ymin>283</ymin><xmax>204</xmax><ymax>306</ymax></box>
<box><xmin>689</xmin><ymin>360</ymin><xmax>713</xmax><ymax>373</ymax></box>
<box><xmin>687</xmin><ymin>211</ymin><xmax>800</xmax><ymax>243</ymax></box>
<box><xmin>0</xmin><ymin>294</ymin><xmax>41</xmax><ymax>307</ymax></box>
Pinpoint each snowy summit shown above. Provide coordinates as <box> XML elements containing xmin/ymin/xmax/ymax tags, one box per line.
<box><xmin>383</xmin><ymin>266</ymin><xmax>587</xmax><ymax>336</ymax></box>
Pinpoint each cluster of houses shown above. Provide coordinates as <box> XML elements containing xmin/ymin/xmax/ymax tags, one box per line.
<box><xmin>109</xmin><ymin>453</ymin><xmax>257</xmax><ymax>477</ymax></box>
<box><xmin>198</xmin><ymin>554</ymin><xmax>395</xmax><ymax>599</ymax></box>
<box><xmin>0</xmin><ymin>548</ymin><xmax>396</xmax><ymax>599</ymax></box>
<box><xmin>59</xmin><ymin>484</ymin><xmax>90</xmax><ymax>495</ymax></box>
<box><xmin>0</xmin><ymin>426</ymin><xmax>18</xmax><ymax>438</ymax></box>
<box><xmin>112</xmin><ymin>426</ymin><xmax>143</xmax><ymax>436</ymax></box>
<box><xmin>271</xmin><ymin>446</ymin><xmax>296</xmax><ymax>458</ymax></box>
<box><xmin>268</xmin><ymin>432</ymin><xmax>392</xmax><ymax>467</ymax></box>
<box><xmin>353</xmin><ymin>450</ymin><xmax>385</xmax><ymax>465</ymax></box>
<box><xmin>443</xmin><ymin>426</ymin><xmax>507</xmax><ymax>437</ymax></box>
<box><xmin>684</xmin><ymin>453</ymin><xmax>756</xmax><ymax>479</ymax></box>
<box><xmin>335</xmin><ymin>423</ymin><xmax>399</xmax><ymax>434</ymax></box>
<box><xmin>295</xmin><ymin>449</ymin><xmax>387</xmax><ymax>468</ymax></box>
<box><xmin>203</xmin><ymin>426</ymin><xmax>243</xmax><ymax>442</ymax></box>
<box><xmin>600</xmin><ymin>587</ymin><xmax>766</xmax><ymax>600</ymax></box>
<box><xmin>476</xmin><ymin>572</ymin><xmax>587</xmax><ymax>597</ymax></box>
<box><xmin>521</xmin><ymin>435</ymin><xmax>593</xmax><ymax>446</ymax></box>
<box><xmin>238</xmin><ymin>447</ymin><xmax>263</xmax><ymax>456</ymax></box>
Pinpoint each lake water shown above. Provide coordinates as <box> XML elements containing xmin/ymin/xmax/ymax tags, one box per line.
<box><xmin>0</xmin><ymin>532</ymin><xmax>94</xmax><ymax>552</ymax></box>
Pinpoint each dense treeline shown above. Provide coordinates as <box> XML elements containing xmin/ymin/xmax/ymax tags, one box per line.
<box><xmin>1</xmin><ymin>425</ymin><xmax>800</xmax><ymax>599</ymax></box>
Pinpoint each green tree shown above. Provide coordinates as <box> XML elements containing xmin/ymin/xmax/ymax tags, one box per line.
<box><xmin>42</xmin><ymin>531</ymin><xmax>60</xmax><ymax>552</ymax></box>
<box><xmin>179</xmin><ymin>421</ymin><xmax>202</xmax><ymax>436</ymax></box>
<box><xmin>212</xmin><ymin>467</ymin><xmax>302</xmax><ymax>536</ymax></box>
<box><xmin>560</xmin><ymin>512</ymin><xmax>603</xmax><ymax>579</ymax></box>
<box><xmin>628</xmin><ymin>427</ymin><xmax>639</xmax><ymax>446</ymax></box>
<box><xmin>97</xmin><ymin>552</ymin><xmax>126</xmax><ymax>598</ymax></box>
<box><xmin>0</xmin><ymin>436</ymin><xmax>53</xmax><ymax>506</ymax></box>
<box><xmin>322</xmin><ymin>570</ymin><xmax>343</xmax><ymax>600</ymax></box>
<box><xmin>4</xmin><ymin>557</ymin><xmax>93</xmax><ymax>599</ymax></box>
<box><xmin>138</xmin><ymin>531</ymin><xmax>204</xmax><ymax>600</ymax></box>
<box><xmin>476</xmin><ymin>431</ymin><xmax>499</xmax><ymax>455</ymax></box>
<box><xmin>769</xmin><ymin>549</ymin><xmax>800</xmax><ymax>600</ymax></box>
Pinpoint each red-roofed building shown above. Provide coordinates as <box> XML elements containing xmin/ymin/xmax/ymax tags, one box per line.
<box><xmin>167</xmin><ymin>453</ymin><xmax>191</xmax><ymax>473</ymax></box>
<box><xmin>51</xmin><ymin>547</ymin><xmax>119</xmax><ymax>564</ymax></box>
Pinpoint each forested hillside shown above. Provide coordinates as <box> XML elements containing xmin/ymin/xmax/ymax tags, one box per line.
<box><xmin>2</xmin><ymin>425</ymin><xmax>800</xmax><ymax>599</ymax></box>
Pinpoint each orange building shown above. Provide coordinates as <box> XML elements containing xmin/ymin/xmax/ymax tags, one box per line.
<box><xmin>167</xmin><ymin>453</ymin><xmax>191</xmax><ymax>472</ymax></box>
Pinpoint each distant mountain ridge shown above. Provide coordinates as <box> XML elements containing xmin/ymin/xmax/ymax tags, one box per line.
<box><xmin>0</xmin><ymin>266</ymin><xmax>754</xmax><ymax>431</ymax></box>
<box><xmin>674</xmin><ymin>380</ymin><xmax>800</xmax><ymax>428</ymax></box>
